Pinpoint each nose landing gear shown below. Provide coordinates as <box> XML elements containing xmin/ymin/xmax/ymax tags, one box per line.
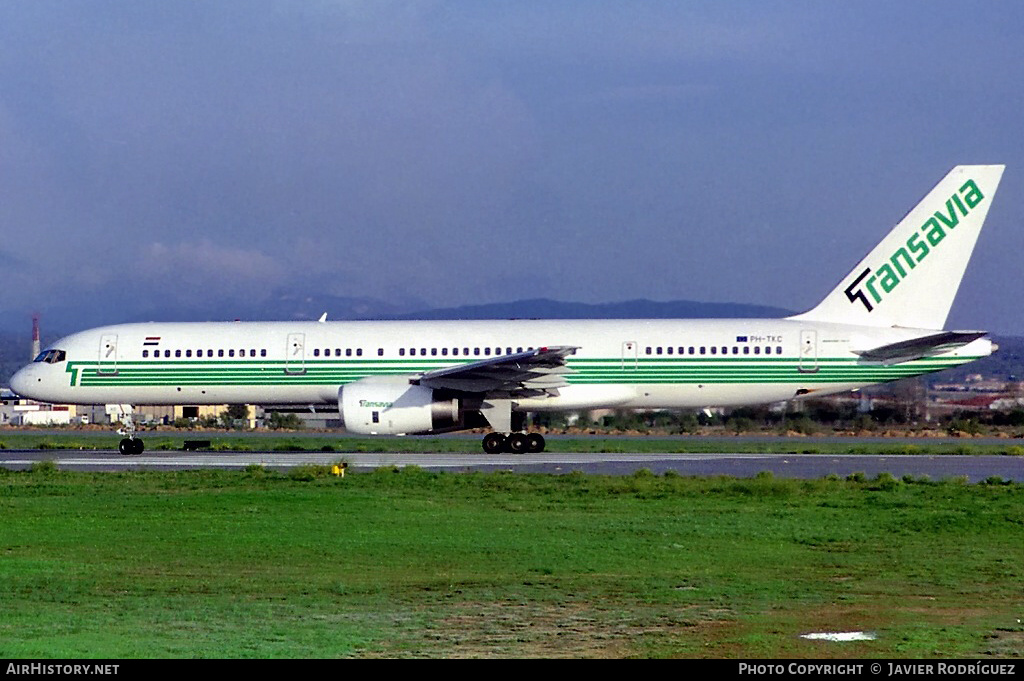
<box><xmin>112</xmin><ymin>404</ymin><xmax>145</xmax><ymax>455</ymax></box>
<box><xmin>118</xmin><ymin>438</ymin><xmax>145</xmax><ymax>455</ymax></box>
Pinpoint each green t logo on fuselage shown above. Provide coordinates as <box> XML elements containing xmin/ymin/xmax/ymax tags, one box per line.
<box><xmin>844</xmin><ymin>179</ymin><xmax>984</xmax><ymax>312</ymax></box>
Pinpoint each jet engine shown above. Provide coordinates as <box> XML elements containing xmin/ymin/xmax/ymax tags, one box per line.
<box><xmin>338</xmin><ymin>376</ymin><xmax>463</xmax><ymax>435</ymax></box>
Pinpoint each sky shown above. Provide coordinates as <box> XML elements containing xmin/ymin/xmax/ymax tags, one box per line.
<box><xmin>1</xmin><ymin>1</ymin><xmax>1023</xmax><ymax>333</ymax></box>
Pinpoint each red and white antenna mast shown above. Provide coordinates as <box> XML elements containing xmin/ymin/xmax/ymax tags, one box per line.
<box><xmin>31</xmin><ymin>313</ymin><xmax>40</xmax><ymax>361</ymax></box>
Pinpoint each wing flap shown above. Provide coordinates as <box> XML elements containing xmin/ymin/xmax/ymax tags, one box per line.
<box><xmin>415</xmin><ymin>345</ymin><xmax>578</xmax><ymax>396</ymax></box>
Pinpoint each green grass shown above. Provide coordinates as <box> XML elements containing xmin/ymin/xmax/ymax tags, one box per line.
<box><xmin>0</xmin><ymin>466</ymin><xmax>1021</xmax><ymax>658</ymax></box>
<box><xmin>2</xmin><ymin>430</ymin><xmax>1024</xmax><ymax>456</ymax></box>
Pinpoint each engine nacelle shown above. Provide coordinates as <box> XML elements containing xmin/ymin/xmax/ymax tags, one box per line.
<box><xmin>339</xmin><ymin>376</ymin><xmax>461</xmax><ymax>435</ymax></box>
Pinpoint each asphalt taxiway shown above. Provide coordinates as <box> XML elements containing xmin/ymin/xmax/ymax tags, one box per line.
<box><xmin>1</xmin><ymin>448</ymin><xmax>1020</xmax><ymax>481</ymax></box>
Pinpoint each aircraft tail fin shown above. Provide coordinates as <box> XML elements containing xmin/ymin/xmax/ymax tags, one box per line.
<box><xmin>789</xmin><ymin>165</ymin><xmax>1004</xmax><ymax>330</ymax></box>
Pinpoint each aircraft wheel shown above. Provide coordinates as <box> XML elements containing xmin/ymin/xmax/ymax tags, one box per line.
<box><xmin>482</xmin><ymin>432</ymin><xmax>506</xmax><ymax>454</ymax></box>
<box><xmin>119</xmin><ymin>438</ymin><xmax>144</xmax><ymax>455</ymax></box>
<box><xmin>526</xmin><ymin>433</ymin><xmax>546</xmax><ymax>453</ymax></box>
<box><xmin>507</xmin><ymin>432</ymin><xmax>527</xmax><ymax>454</ymax></box>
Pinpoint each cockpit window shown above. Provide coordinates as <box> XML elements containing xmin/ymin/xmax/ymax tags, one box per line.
<box><xmin>33</xmin><ymin>349</ymin><xmax>67</xmax><ymax>364</ymax></box>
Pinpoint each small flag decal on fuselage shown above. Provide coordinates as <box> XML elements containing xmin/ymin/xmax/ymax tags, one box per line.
<box><xmin>144</xmin><ymin>337</ymin><xmax>161</xmax><ymax>346</ymax></box>
<box><xmin>736</xmin><ymin>336</ymin><xmax>748</xmax><ymax>343</ymax></box>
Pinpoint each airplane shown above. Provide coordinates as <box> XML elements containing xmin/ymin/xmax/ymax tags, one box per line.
<box><xmin>10</xmin><ymin>165</ymin><xmax>1005</xmax><ymax>455</ymax></box>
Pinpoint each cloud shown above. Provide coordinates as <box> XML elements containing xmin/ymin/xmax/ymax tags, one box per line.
<box><xmin>134</xmin><ymin>240</ymin><xmax>287</xmax><ymax>300</ymax></box>
<box><xmin>0</xmin><ymin>250</ymin><xmax>27</xmax><ymax>270</ymax></box>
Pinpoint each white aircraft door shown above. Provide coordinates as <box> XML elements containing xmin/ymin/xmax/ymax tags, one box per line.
<box><xmin>285</xmin><ymin>333</ymin><xmax>306</xmax><ymax>375</ymax></box>
<box><xmin>98</xmin><ymin>334</ymin><xmax>118</xmax><ymax>376</ymax></box>
<box><xmin>622</xmin><ymin>341</ymin><xmax>638</xmax><ymax>370</ymax></box>
<box><xmin>798</xmin><ymin>330</ymin><xmax>819</xmax><ymax>373</ymax></box>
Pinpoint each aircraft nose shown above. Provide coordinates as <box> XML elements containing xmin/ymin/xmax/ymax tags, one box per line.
<box><xmin>10</xmin><ymin>365</ymin><xmax>37</xmax><ymax>398</ymax></box>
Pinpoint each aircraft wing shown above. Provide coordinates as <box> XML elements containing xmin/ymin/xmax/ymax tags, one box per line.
<box><xmin>414</xmin><ymin>345</ymin><xmax>578</xmax><ymax>397</ymax></box>
<box><xmin>853</xmin><ymin>331</ymin><xmax>987</xmax><ymax>365</ymax></box>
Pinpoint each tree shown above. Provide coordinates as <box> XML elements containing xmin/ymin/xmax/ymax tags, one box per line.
<box><xmin>220</xmin><ymin>404</ymin><xmax>250</xmax><ymax>429</ymax></box>
<box><xmin>267</xmin><ymin>412</ymin><xmax>304</xmax><ymax>430</ymax></box>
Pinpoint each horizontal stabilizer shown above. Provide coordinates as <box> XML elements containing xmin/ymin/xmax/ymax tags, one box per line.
<box><xmin>853</xmin><ymin>331</ymin><xmax>987</xmax><ymax>365</ymax></box>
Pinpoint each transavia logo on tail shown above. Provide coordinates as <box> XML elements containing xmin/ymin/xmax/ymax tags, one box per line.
<box><xmin>845</xmin><ymin>179</ymin><xmax>985</xmax><ymax>312</ymax></box>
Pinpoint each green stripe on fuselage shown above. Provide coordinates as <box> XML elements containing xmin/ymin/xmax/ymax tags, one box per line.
<box><xmin>66</xmin><ymin>355</ymin><xmax>977</xmax><ymax>389</ymax></box>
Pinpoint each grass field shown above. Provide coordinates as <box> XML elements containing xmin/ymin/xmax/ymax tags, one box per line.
<box><xmin>0</xmin><ymin>464</ymin><xmax>1021</xmax><ymax>658</ymax></box>
<box><xmin>3</xmin><ymin>429</ymin><xmax>1024</xmax><ymax>456</ymax></box>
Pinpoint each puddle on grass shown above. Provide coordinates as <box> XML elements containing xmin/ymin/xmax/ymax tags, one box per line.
<box><xmin>800</xmin><ymin>631</ymin><xmax>877</xmax><ymax>642</ymax></box>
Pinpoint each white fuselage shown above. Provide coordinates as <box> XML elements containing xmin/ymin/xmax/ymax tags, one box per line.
<box><xmin>10</xmin><ymin>318</ymin><xmax>992</xmax><ymax>411</ymax></box>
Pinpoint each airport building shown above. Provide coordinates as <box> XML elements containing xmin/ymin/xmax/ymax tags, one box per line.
<box><xmin>0</xmin><ymin>388</ymin><xmax>85</xmax><ymax>426</ymax></box>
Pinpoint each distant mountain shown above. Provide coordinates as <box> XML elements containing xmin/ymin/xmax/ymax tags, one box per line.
<box><xmin>0</xmin><ymin>296</ymin><xmax>794</xmax><ymax>338</ymax></box>
<box><xmin>390</xmin><ymin>298</ymin><xmax>795</xmax><ymax>320</ymax></box>
<box><xmin>0</xmin><ymin>293</ymin><xmax>426</xmax><ymax>338</ymax></box>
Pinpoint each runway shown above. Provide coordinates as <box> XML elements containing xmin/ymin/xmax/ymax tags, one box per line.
<box><xmin>1</xmin><ymin>448</ymin><xmax>1021</xmax><ymax>481</ymax></box>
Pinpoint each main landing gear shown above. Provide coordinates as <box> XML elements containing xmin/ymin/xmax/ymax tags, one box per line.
<box><xmin>482</xmin><ymin>432</ymin><xmax>546</xmax><ymax>454</ymax></box>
